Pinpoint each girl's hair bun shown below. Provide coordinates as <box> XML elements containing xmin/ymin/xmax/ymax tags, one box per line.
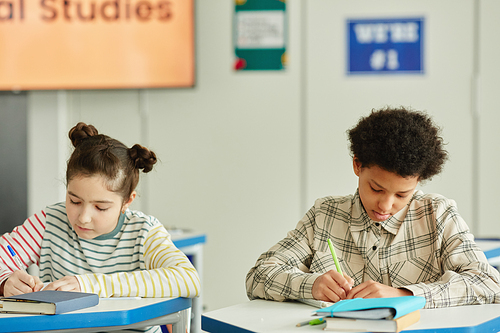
<box><xmin>68</xmin><ymin>122</ymin><xmax>99</xmax><ymax>148</ymax></box>
<box><xmin>129</xmin><ymin>144</ymin><xmax>157</xmax><ymax>173</ymax></box>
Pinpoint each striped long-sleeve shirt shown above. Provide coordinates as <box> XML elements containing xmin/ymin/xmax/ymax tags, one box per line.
<box><xmin>0</xmin><ymin>202</ymin><xmax>200</xmax><ymax>299</ymax></box>
<box><xmin>246</xmin><ymin>190</ymin><xmax>500</xmax><ymax>308</ymax></box>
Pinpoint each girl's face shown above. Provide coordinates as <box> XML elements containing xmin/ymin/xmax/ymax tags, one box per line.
<box><xmin>66</xmin><ymin>175</ymin><xmax>135</xmax><ymax>239</ymax></box>
<box><xmin>353</xmin><ymin>159</ymin><xmax>419</xmax><ymax>222</ymax></box>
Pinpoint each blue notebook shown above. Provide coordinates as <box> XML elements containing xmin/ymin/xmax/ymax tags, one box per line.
<box><xmin>1</xmin><ymin>290</ymin><xmax>99</xmax><ymax>315</ymax></box>
<box><xmin>315</xmin><ymin>296</ymin><xmax>426</xmax><ymax>319</ymax></box>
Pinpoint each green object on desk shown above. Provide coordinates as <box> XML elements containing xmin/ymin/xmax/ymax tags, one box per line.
<box><xmin>296</xmin><ymin>317</ymin><xmax>325</xmax><ymax>327</ymax></box>
<box><xmin>327</xmin><ymin>238</ymin><xmax>342</xmax><ymax>274</ymax></box>
<box><xmin>309</xmin><ymin>318</ymin><xmax>325</xmax><ymax>325</ymax></box>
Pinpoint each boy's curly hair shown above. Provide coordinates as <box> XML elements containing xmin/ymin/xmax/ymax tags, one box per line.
<box><xmin>347</xmin><ymin>107</ymin><xmax>448</xmax><ymax>181</ymax></box>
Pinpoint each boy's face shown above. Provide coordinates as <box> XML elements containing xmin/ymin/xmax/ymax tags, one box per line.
<box><xmin>66</xmin><ymin>175</ymin><xmax>135</xmax><ymax>239</ymax></box>
<box><xmin>353</xmin><ymin>159</ymin><xmax>419</xmax><ymax>222</ymax></box>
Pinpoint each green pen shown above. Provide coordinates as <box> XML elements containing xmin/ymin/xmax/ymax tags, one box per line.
<box><xmin>296</xmin><ymin>317</ymin><xmax>325</xmax><ymax>327</ymax></box>
<box><xmin>327</xmin><ymin>238</ymin><xmax>342</xmax><ymax>274</ymax></box>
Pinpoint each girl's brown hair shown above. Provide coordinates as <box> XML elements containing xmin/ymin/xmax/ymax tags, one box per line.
<box><xmin>66</xmin><ymin>122</ymin><xmax>157</xmax><ymax>202</ymax></box>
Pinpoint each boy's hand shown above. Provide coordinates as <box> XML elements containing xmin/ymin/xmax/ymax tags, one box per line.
<box><xmin>43</xmin><ymin>276</ymin><xmax>81</xmax><ymax>292</ymax></box>
<box><xmin>2</xmin><ymin>270</ymin><xmax>44</xmax><ymax>296</ymax></box>
<box><xmin>346</xmin><ymin>280</ymin><xmax>413</xmax><ymax>299</ymax></box>
<box><xmin>312</xmin><ymin>270</ymin><xmax>354</xmax><ymax>302</ymax></box>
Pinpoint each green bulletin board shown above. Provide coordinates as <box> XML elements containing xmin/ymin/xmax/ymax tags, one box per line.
<box><xmin>233</xmin><ymin>0</ymin><xmax>287</xmax><ymax>71</ymax></box>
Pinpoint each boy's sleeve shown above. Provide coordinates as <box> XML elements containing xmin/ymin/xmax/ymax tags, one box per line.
<box><xmin>75</xmin><ymin>225</ymin><xmax>200</xmax><ymax>298</ymax></box>
<box><xmin>246</xmin><ymin>206</ymin><xmax>322</xmax><ymax>301</ymax></box>
<box><xmin>0</xmin><ymin>211</ymin><xmax>46</xmax><ymax>286</ymax></box>
<box><xmin>404</xmin><ymin>201</ymin><xmax>500</xmax><ymax>308</ymax></box>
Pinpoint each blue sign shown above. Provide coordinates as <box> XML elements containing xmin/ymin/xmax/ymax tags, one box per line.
<box><xmin>347</xmin><ymin>18</ymin><xmax>424</xmax><ymax>74</ymax></box>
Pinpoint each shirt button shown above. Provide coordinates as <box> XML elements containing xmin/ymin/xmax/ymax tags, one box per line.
<box><xmin>372</xmin><ymin>245</ymin><xmax>377</xmax><ymax>251</ymax></box>
<box><xmin>375</xmin><ymin>223</ymin><xmax>380</xmax><ymax>227</ymax></box>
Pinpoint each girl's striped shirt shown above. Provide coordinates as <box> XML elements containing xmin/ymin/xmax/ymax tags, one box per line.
<box><xmin>0</xmin><ymin>202</ymin><xmax>200</xmax><ymax>299</ymax></box>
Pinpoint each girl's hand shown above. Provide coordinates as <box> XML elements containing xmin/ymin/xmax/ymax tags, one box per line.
<box><xmin>1</xmin><ymin>270</ymin><xmax>44</xmax><ymax>296</ymax></box>
<box><xmin>44</xmin><ymin>276</ymin><xmax>81</xmax><ymax>292</ymax></box>
<box><xmin>312</xmin><ymin>270</ymin><xmax>354</xmax><ymax>302</ymax></box>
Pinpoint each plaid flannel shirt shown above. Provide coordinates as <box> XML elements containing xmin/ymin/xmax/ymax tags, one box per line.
<box><xmin>246</xmin><ymin>190</ymin><xmax>500</xmax><ymax>308</ymax></box>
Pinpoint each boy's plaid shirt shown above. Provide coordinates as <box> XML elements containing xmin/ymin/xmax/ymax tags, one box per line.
<box><xmin>246</xmin><ymin>190</ymin><xmax>500</xmax><ymax>308</ymax></box>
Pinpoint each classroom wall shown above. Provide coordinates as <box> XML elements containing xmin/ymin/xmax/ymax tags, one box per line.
<box><xmin>26</xmin><ymin>0</ymin><xmax>500</xmax><ymax>313</ymax></box>
<box><xmin>478</xmin><ymin>0</ymin><xmax>500</xmax><ymax>237</ymax></box>
<box><xmin>28</xmin><ymin>0</ymin><xmax>303</xmax><ymax>313</ymax></box>
<box><xmin>305</xmin><ymin>1</ymin><xmax>476</xmax><ymax>230</ymax></box>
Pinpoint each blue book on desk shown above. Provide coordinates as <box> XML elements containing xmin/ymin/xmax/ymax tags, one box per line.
<box><xmin>315</xmin><ymin>296</ymin><xmax>426</xmax><ymax>320</ymax></box>
<box><xmin>0</xmin><ymin>290</ymin><xmax>99</xmax><ymax>315</ymax></box>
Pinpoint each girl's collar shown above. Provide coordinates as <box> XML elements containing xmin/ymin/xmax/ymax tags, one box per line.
<box><xmin>92</xmin><ymin>211</ymin><xmax>126</xmax><ymax>240</ymax></box>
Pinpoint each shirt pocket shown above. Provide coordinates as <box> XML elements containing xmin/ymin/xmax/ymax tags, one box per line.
<box><xmin>386</xmin><ymin>248</ymin><xmax>442</xmax><ymax>287</ymax></box>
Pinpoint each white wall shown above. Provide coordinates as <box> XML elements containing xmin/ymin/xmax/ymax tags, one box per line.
<box><xmin>28</xmin><ymin>91</ymin><xmax>68</xmax><ymax>214</ymax></box>
<box><xmin>143</xmin><ymin>0</ymin><xmax>303</xmax><ymax>311</ymax></box>
<box><xmin>26</xmin><ymin>0</ymin><xmax>500</xmax><ymax>313</ymax></box>
<box><xmin>478</xmin><ymin>0</ymin><xmax>500</xmax><ymax>237</ymax></box>
<box><xmin>305</xmin><ymin>0</ymin><xmax>476</xmax><ymax>229</ymax></box>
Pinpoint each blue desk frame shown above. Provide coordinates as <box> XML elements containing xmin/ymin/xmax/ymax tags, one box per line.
<box><xmin>172</xmin><ymin>233</ymin><xmax>207</xmax><ymax>249</ymax></box>
<box><xmin>0</xmin><ymin>297</ymin><xmax>191</xmax><ymax>333</ymax></box>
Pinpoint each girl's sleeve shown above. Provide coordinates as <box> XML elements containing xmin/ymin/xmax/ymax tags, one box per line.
<box><xmin>76</xmin><ymin>225</ymin><xmax>200</xmax><ymax>298</ymax></box>
<box><xmin>0</xmin><ymin>210</ymin><xmax>46</xmax><ymax>285</ymax></box>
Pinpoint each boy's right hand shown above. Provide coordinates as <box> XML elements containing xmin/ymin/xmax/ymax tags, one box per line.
<box><xmin>1</xmin><ymin>270</ymin><xmax>44</xmax><ymax>296</ymax></box>
<box><xmin>312</xmin><ymin>270</ymin><xmax>354</xmax><ymax>302</ymax></box>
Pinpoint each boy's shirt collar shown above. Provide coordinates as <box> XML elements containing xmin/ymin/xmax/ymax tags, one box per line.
<box><xmin>350</xmin><ymin>189</ymin><xmax>417</xmax><ymax>234</ymax></box>
<box><xmin>350</xmin><ymin>190</ymin><xmax>371</xmax><ymax>231</ymax></box>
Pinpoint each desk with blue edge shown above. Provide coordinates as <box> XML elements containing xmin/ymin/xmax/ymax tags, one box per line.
<box><xmin>202</xmin><ymin>300</ymin><xmax>500</xmax><ymax>333</ymax></box>
<box><xmin>170</xmin><ymin>231</ymin><xmax>206</xmax><ymax>333</ymax></box>
<box><xmin>0</xmin><ymin>297</ymin><xmax>191</xmax><ymax>333</ymax></box>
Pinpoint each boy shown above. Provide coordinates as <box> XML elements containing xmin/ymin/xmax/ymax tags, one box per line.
<box><xmin>246</xmin><ymin>107</ymin><xmax>500</xmax><ymax>308</ymax></box>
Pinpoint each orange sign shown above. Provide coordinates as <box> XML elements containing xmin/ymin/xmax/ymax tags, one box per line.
<box><xmin>0</xmin><ymin>0</ymin><xmax>194</xmax><ymax>90</ymax></box>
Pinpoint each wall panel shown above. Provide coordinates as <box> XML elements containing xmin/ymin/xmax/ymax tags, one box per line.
<box><xmin>305</xmin><ymin>0</ymin><xmax>476</xmax><ymax>229</ymax></box>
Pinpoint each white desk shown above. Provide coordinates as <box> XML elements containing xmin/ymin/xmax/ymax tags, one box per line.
<box><xmin>170</xmin><ymin>231</ymin><xmax>206</xmax><ymax>333</ymax></box>
<box><xmin>202</xmin><ymin>300</ymin><xmax>500</xmax><ymax>333</ymax></box>
<box><xmin>0</xmin><ymin>297</ymin><xmax>190</xmax><ymax>333</ymax></box>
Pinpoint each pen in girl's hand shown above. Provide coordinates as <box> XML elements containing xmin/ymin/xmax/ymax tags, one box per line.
<box><xmin>6</xmin><ymin>245</ymin><xmax>44</xmax><ymax>293</ymax></box>
<box><xmin>7</xmin><ymin>245</ymin><xmax>26</xmax><ymax>271</ymax></box>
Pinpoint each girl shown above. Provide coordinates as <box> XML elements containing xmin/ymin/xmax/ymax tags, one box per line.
<box><xmin>0</xmin><ymin>122</ymin><xmax>200</xmax><ymax>332</ymax></box>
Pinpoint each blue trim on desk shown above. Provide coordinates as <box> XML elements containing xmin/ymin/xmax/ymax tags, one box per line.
<box><xmin>202</xmin><ymin>308</ymin><xmax>500</xmax><ymax>333</ymax></box>
<box><xmin>172</xmin><ymin>235</ymin><xmax>206</xmax><ymax>248</ymax></box>
<box><xmin>202</xmin><ymin>315</ymin><xmax>255</xmax><ymax>333</ymax></box>
<box><xmin>484</xmin><ymin>247</ymin><xmax>500</xmax><ymax>259</ymax></box>
<box><xmin>476</xmin><ymin>238</ymin><xmax>500</xmax><ymax>259</ymax></box>
<box><xmin>407</xmin><ymin>313</ymin><xmax>500</xmax><ymax>332</ymax></box>
<box><xmin>0</xmin><ymin>298</ymin><xmax>191</xmax><ymax>333</ymax></box>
